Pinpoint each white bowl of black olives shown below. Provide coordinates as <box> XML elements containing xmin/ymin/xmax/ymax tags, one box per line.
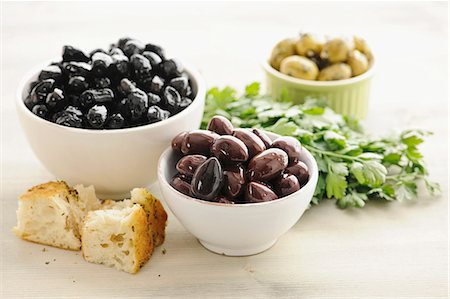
<box><xmin>16</xmin><ymin>38</ymin><xmax>206</xmax><ymax>198</ymax></box>
<box><xmin>158</xmin><ymin>116</ymin><xmax>319</xmax><ymax>256</ymax></box>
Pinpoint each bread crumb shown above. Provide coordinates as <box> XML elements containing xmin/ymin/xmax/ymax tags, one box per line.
<box><xmin>45</xmin><ymin>261</ymin><xmax>50</xmax><ymax>265</ymax></box>
<box><xmin>158</xmin><ymin>274</ymin><xmax>161</xmax><ymax>277</ymax></box>
<box><xmin>42</xmin><ymin>248</ymin><xmax>47</xmax><ymax>252</ymax></box>
<box><xmin>162</xmin><ymin>248</ymin><xmax>166</xmax><ymax>255</ymax></box>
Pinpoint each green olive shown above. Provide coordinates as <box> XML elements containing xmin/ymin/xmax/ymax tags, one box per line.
<box><xmin>279</xmin><ymin>55</ymin><xmax>319</xmax><ymax>80</ymax></box>
<box><xmin>320</xmin><ymin>38</ymin><xmax>352</xmax><ymax>63</ymax></box>
<box><xmin>353</xmin><ymin>36</ymin><xmax>373</xmax><ymax>64</ymax></box>
<box><xmin>318</xmin><ymin>63</ymin><xmax>352</xmax><ymax>81</ymax></box>
<box><xmin>269</xmin><ymin>38</ymin><xmax>296</xmax><ymax>70</ymax></box>
<box><xmin>348</xmin><ymin>50</ymin><xmax>369</xmax><ymax>76</ymax></box>
<box><xmin>295</xmin><ymin>33</ymin><xmax>323</xmax><ymax>56</ymax></box>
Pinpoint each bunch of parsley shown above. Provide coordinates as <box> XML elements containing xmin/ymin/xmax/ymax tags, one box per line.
<box><xmin>201</xmin><ymin>82</ymin><xmax>440</xmax><ymax>208</ymax></box>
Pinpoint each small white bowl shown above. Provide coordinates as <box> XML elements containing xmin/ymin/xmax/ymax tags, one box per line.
<box><xmin>16</xmin><ymin>60</ymin><xmax>206</xmax><ymax>199</ymax></box>
<box><xmin>158</xmin><ymin>132</ymin><xmax>319</xmax><ymax>256</ymax></box>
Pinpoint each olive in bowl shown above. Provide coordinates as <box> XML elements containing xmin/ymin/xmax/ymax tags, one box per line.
<box><xmin>157</xmin><ymin>116</ymin><xmax>318</xmax><ymax>256</ymax></box>
<box><xmin>263</xmin><ymin>33</ymin><xmax>375</xmax><ymax>119</ymax></box>
<box><xmin>16</xmin><ymin>38</ymin><xmax>206</xmax><ymax>198</ymax></box>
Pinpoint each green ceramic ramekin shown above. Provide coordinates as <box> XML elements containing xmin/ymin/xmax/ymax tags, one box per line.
<box><xmin>262</xmin><ymin>61</ymin><xmax>375</xmax><ymax>119</ymax></box>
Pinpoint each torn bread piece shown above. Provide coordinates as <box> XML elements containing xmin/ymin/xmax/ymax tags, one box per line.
<box><xmin>13</xmin><ymin>181</ymin><xmax>82</xmax><ymax>250</ymax></box>
<box><xmin>81</xmin><ymin>204</ymin><xmax>152</xmax><ymax>274</ymax></box>
<box><xmin>103</xmin><ymin>188</ymin><xmax>168</xmax><ymax>247</ymax></box>
<box><xmin>14</xmin><ymin>182</ymin><xmax>102</xmax><ymax>250</ymax></box>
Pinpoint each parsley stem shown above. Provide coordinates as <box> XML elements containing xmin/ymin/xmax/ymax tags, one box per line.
<box><xmin>303</xmin><ymin>144</ymin><xmax>364</xmax><ymax>162</ymax></box>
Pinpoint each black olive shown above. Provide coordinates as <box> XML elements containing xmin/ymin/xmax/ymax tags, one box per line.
<box><xmin>32</xmin><ymin>104</ymin><xmax>48</xmax><ymax>118</ymax></box>
<box><xmin>161</xmin><ymin>59</ymin><xmax>183</xmax><ymax>78</ymax></box>
<box><xmin>163</xmin><ymin>86</ymin><xmax>181</xmax><ymax>113</ymax></box>
<box><xmin>106</xmin><ymin>113</ymin><xmax>125</xmax><ymax>129</ymax></box>
<box><xmin>30</xmin><ymin>79</ymin><xmax>55</xmax><ymax>105</ymax></box>
<box><xmin>67</xmin><ymin>76</ymin><xmax>89</xmax><ymax>94</ymax></box>
<box><xmin>147</xmin><ymin>105</ymin><xmax>170</xmax><ymax>124</ymax></box>
<box><xmin>144</xmin><ymin>43</ymin><xmax>166</xmax><ymax>59</ymax></box>
<box><xmin>91</xmin><ymin>52</ymin><xmax>113</xmax><ymax>77</ymax></box>
<box><xmin>62</xmin><ymin>45</ymin><xmax>89</xmax><ymax>62</ymax></box>
<box><xmin>46</xmin><ymin>88</ymin><xmax>67</xmax><ymax>110</ymax></box>
<box><xmin>87</xmin><ymin>105</ymin><xmax>107</xmax><ymax>128</ymax></box>
<box><xmin>169</xmin><ymin>76</ymin><xmax>190</xmax><ymax>96</ymax></box>
<box><xmin>63</xmin><ymin>62</ymin><xmax>92</xmax><ymax>77</ymax></box>
<box><xmin>142</xmin><ymin>51</ymin><xmax>163</xmax><ymax>69</ymax></box>
<box><xmin>147</xmin><ymin>92</ymin><xmax>162</xmax><ymax>105</ymax></box>
<box><xmin>38</xmin><ymin>65</ymin><xmax>62</xmax><ymax>82</ymax></box>
<box><xmin>123</xmin><ymin>39</ymin><xmax>145</xmax><ymax>57</ymax></box>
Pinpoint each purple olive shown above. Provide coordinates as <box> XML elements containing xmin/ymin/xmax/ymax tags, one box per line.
<box><xmin>216</xmin><ymin>195</ymin><xmax>234</xmax><ymax>204</ymax></box>
<box><xmin>248</xmin><ymin>148</ymin><xmax>288</xmax><ymax>182</ymax></box>
<box><xmin>252</xmin><ymin>129</ymin><xmax>272</xmax><ymax>148</ymax></box>
<box><xmin>232</xmin><ymin>129</ymin><xmax>266</xmax><ymax>159</ymax></box>
<box><xmin>211</xmin><ymin>135</ymin><xmax>248</xmax><ymax>163</ymax></box>
<box><xmin>191</xmin><ymin>157</ymin><xmax>224</xmax><ymax>201</ymax></box>
<box><xmin>222</xmin><ymin>164</ymin><xmax>247</xmax><ymax>198</ymax></box>
<box><xmin>207</xmin><ymin>115</ymin><xmax>234</xmax><ymax>135</ymax></box>
<box><xmin>176</xmin><ymin>154</ymin><xmax>207</xmax><ymax>178</ymax></box>
<box><xmin>181</xmin><ymin>130</ymin><xmax>219</xmax><ymax>155</ymax></box>
<box><xmin>271</xmin><ymin>136</ymin><xmax>302</xmax><ymax>163</ymax></box>
<box><xmin>273</xmin><ymin>173</ymin><xmax>301</xmax><ymax>197</ymax></box>
<box><xmin>245</xmin><ymin>182</ymin><xmax>278</xmax><ymax>203</ymax></box>
<box><xmin>285</xmin><ymin>160</ymin><xmax>310</xmax><ymax>186</ymax></box>
<box><xmin>170</xmin><ymin>174</ymin><xmax>192</xmax><ymax>196</ymax></box>
<box><xmin>171</xmin><ymin>131</ymin><xmax>188</xmax><ymax>154</ymax></box>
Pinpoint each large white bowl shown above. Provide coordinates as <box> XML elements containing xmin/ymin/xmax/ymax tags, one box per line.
<box><xmin>16</xmin><ymin>61</ymin><xmax>206</xmax><ymax>199</ymax></box>
<box><xmin>158</xmin><ymin>132</ymin><xmax>319</xmax><ymax>256</ymax></box>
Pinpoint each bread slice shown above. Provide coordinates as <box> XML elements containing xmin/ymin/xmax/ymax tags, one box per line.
<box><xmin>103</xmin><ymin>188</ymin><xmax>167</xmax><ymax>247</ymax></box>
<box><xmin>81</xmin><ymin>204</ymin><xmax>152</xmax><ymax>274</ymax></box>
<box><xmin>13</xmin><ymin>181</ymin><xmax>82</xmax><ymax>250</ymax></box>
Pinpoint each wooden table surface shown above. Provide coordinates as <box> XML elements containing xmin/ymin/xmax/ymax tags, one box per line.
<box><xmin>1</xmin><ymin>2</ymin><xmax>448</xmax><ymax>298</ymax></box>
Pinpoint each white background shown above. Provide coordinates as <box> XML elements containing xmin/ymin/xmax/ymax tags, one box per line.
<box><xmin>1</xmin><ymin>1</ymin><xmax>448</xmax><ymax>298</ymax></box>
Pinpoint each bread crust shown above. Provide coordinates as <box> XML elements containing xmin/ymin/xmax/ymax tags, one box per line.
<box><xmin>20</xmin><ymin>181</ymin><xmax>78</xmax><ymax>202</ymax></box>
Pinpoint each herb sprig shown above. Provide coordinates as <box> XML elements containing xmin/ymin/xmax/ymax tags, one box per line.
<box><xmin>201</xmin><ymin>82</ymin><xmax>440</xmax><ymax>208</ymax></box>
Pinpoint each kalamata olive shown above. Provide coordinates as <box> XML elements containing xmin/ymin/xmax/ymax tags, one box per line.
<box><xmin>217</xmin><ymin>196</ymin><xmax>234</xmax><ymax>204</ymax></box>
<box><xmin>252</xmin><ymin>129</ymin><xmax>272</xmax><ymax>148</ymax></box>
<box><xmin>285</xmin><ymin>160</ymin><xmax>310</xmax><ymax>186</ymax></box>
<box><xmin>176</xmin><ymin>154</ymin><xmax>207</xmax><ymax>178</ymax></box>
<box><xmin>232</xmin><ymin>129</ymin><xmax>266</xmax><ymax>159</ymax></box>
<box><xmin>171</xmin><ymin>131</ymin><xmax>188</xmax><ymax>154</ymax></box>
<box><xmin>207</xmin><ymin>115</ymin><xmax>234</xmax><ymax>135</ymax></box>
<box><xmin>245</xmin><ymin>182</ymin><xmax>278</xmax><ymax>203</ymax></box>
<box><xmin>170</xmin><ymin>175</ymin><xmax>192</xmax><ymax>196</ymax></box>
<box><xmin>211</xmin><ymin>136</ymin><xmax>248</xmax><ymax>163</ymax></box>
<box><xmin>248</xmin><ymin>148</ymin><xmax>288</xmax><ymax>182</ymax></box>
<box><xmin>347</xmin><ymin>50</ymin><xmax>369</xmax><ymax>76</ymax></box>
<box><xmin>280</xmin><ymin>55</ymin><xmax>319</xmax><ymax>80</ymax></box>
<box><xmin>222</xmin><ymin>164</ymin><xmax>246</xmax><ymax>198</ymax></box>
<box><xmin>318</xmin><ymin>63</ymin><xmax>352</xmax><ymax>81</ymax></box>
<box><xmin>181</xmin><ymin>130</ymin><xmax>219</xmax><ymax>155</ymax></box>
<box><xmin>271</xmin><ymin>136</ymin><xmax>302</xmax><ymax>163</ymax></box>
<box><xmin>273</xmin><ymin>173</ymin><xmax>300</xmax><ymax>197</ymax></box>
<box><xmin>191</xmin><ymin>157</ymin><xmax>224</xmax><ymax>201</ymax></box>
<box><xmin>269</xmin><ymin>38</ymin><xmax>296</xmax><ymax>70</ymax></box>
